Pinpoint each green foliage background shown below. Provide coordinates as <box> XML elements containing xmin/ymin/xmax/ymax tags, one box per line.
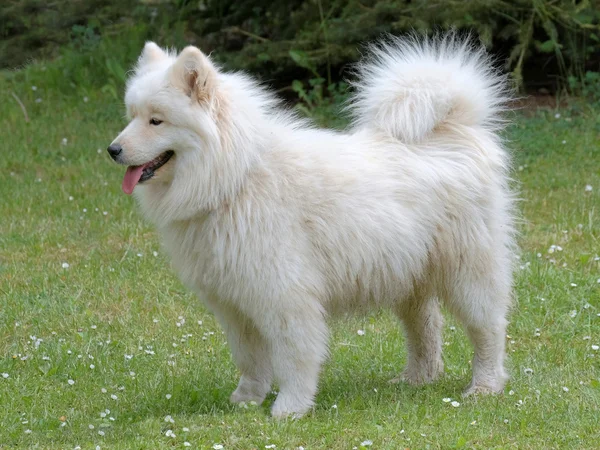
<box><xmin>1</xmin><ymin>0</ymin><xmax>600</xmax><ymax>98</ymax></box>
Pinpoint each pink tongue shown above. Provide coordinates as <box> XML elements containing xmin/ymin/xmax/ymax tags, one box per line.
<box><xmin>122</xmin><ymin>165</ymin><xmax>145</xmax><ymax>195</ymax></box>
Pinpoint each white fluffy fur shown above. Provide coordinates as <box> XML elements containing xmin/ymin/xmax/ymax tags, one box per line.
<box><xmin>109</xmin><ymin>35</ymin><xmax>516</xmax><ymax>418</ymax></box>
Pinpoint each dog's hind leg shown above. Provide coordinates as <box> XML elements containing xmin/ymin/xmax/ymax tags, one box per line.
<box><xmin>442</xmin><ymin>272</ymin><xmax>510</xmax><ymax>395</ymax></box>
<box><xmin>207</xmin><ymin>298</ymin><xmax>273</xmax><ymax>405</ymax></box>
<box><xmin>391</xmin><ymin>295</ymin><xmax>444</xmax><ymax>385</ymax></box>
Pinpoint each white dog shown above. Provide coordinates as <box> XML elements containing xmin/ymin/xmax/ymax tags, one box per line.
<box><xmin>108</xmin><ymin>34</ymin><xmax>515</xmax><ymax>418</ymax></box>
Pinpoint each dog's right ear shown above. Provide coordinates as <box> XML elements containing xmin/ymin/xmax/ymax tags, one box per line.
<box><xmin>136</xmin><ymin>42</ymin><xmax>168</xmax><ymax>71</ymax></box>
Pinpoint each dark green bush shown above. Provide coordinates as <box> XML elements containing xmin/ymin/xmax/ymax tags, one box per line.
<box><xmin>2</xmin><ymin>0</ymin><xmax>599</xmax><ymax>96</ymax></box>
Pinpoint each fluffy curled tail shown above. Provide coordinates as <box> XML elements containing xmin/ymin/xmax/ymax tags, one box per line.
<box><xmin>348</xmin><ymin>34</ymin><xmax>510</xmax><ymax>144</ymax></box>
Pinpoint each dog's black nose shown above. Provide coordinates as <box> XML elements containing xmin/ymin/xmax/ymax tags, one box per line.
<box><xmin>107</xmin><ymin>143</ymin><xmax>122</xmax><ymax>160</ymax></box>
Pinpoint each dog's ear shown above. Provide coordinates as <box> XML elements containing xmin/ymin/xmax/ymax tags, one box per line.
<box><xmin>170</xmin><ymin>46</ymin><xmax>217</xmax><ymax>104</ymax></box>
<box><xmin>137</xmin><ymin>42</ymin><xmax>168</xmax><ymax>70</ymax></box>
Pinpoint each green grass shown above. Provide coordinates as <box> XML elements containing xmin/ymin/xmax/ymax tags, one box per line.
<box><xmin>1</xmin><ymin>64</ymin><xmax>599</xmax><ymax>449</ymax></box>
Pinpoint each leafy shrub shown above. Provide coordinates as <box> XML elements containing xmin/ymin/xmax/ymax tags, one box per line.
<box><xmin>2</xmin><ymin>0</ymin><xmax>599</xmax><ymax>102</ymax></box>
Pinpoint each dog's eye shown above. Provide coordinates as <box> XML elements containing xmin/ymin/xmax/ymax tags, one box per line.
<box><xmin>150</xmin><ymin>118</ymin><xmax>163</xmax><ymax>126</ymax></box>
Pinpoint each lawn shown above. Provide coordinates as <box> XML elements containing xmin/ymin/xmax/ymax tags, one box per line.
<box><xmin>1</xmin><ymin>66</ymin><xmax>599</xmax><ymax>449</ymax></box>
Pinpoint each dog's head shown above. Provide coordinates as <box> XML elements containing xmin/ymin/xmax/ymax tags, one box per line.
<box><xmin>108</xmin><ymin>42</ymin><xmax>275</xmax><ymax>223</ymax></box>
<box><xmin>108</xmin><ymin>42</ymin><xmax>222</xmax><ymax>195</ymax></box>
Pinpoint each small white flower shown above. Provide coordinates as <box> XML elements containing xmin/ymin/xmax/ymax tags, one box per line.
<box><xmin>110</xmin><ymin>394</ymin><xmax>118</xmax><ymax>400</ymax></box>
<box><xmin>524</xmin><ymin>368</ymin><xmax>533</xmax><ymax>375</ymax></box>
<box><xmin>508</xmin><ymin>390</ymin><xmax>515</xmax><ymax>395</ymax></box>
<box><xmin>103</xmin><ymin>211</ymin><xmax>108</xmax><ymax>216</ymax></box>
<box><xmin>554</xmin><ymin>113</ymin><xmax>560</xmax><ymax>119</ymax></box>
<box><xmin>213</xmin><ymin>445</ymin><xmax>224</xmax><ymax>450</ymax></box>
<box><xmin>562</xmin><ymin>140</ymin><xmax>567</xmax><ymax>144</ymax></box>
<box><xmin>451</xmin><ymin>401</ymin><xmax>460</xmax><ymax>407</ymax></box>
<box><xmin>1</xmin><ymin>373</ymin><xmax>9</xmax><ymax>378</ymax></box>
<box><xmin>124</xmin><ymin>354</ymin><xmax>133</xmax><ymax>360</ymax></box>
<box><xmin>570</xmin><ymin>283</ymin><xmax>577</xmax><ymax>287</ymax></box>
<box><xmin>357</xmin><ymin>329</ymin><xmax>365</xmax><ymax>336</ymax></box>
<box><xmin>591</xmin><ymin>345</ymin><xmax>599</xmax><ymax>351</ymax></box>
<box><xmin>164</xmin><ymin>415</ymin><xmax>175</xmax><ymax>423</ymax></box>
<box><xmin>32</xmin><ymin>86</ymin><xmax>37</xmax><ymax>91</ymax></box>
<box><xmin>100</xmin><ymin>412</ymin><xmax>106</xmax><ymax>418</ymax></box>
<box><xmin>89</xmin><ymin>364</ymin><xmax>95</xmax><ymax>369</ymax></box>
<box><xmin>332</xmin><ymin>404</ymin><xmax>337</xmax><ymax>409</ymax></box>
<box><xmin>130</xmin><ymin>371</ymin><xmax>136</xmax><ymax>376</ymax></box>
<box><xmin>165</xmin><ymin>430</ymin><xmax>176</xmax><ymax>438</ymax></box>
<box><xmin>62</xmin><ymin>138</ymin><xmax>68</xmax><ymax>145</ymax></box>
<box><xmin>442</xmin><ymin>397</ymin><xmax>451</xmax><ymax>402</ymax></box>
<box><xmin>503</xmin><ymin>419</ymin><xmax>509</xmax><ymax>424</ymax></box>
<box><xmin>182</xmin><ymin>427</ymin><xmax>190</xmax><ymax>432</ymax></box>
<box><xmin>184</xmin><ymin>443</ymin><xmax>191</xmax><ymax>447</ymax></box>
<box><xmin>265</xmin><ymin>445</ymin><xmax>276</xmax><ymax>449</ymax></box>
<box><xmin>84</xmin><ymin>97</ymin><xmax>89</xmax><ymax>103</ymax></box>
<box><xmin>562</xmin><ymin>386</ymin><xmax>569</xmax><ymax>392</ymax></box>
<box><xmin>67</xmin><ymin>379</ymin><xmax>75</xmax><ymax>385</ymax></box>
<box><xmin>153</xmin><ymin>251</ymin><xmax>159</xmax><ymax>257</ymax></box>
<box><xmin>91</xmin><ymin>324</ymin><xmax>97</xmax><ymax>329</ymax></box>
<box><xmin>62</xmin><ymin>262</ymin><xmax>70</xmax><ymax>269</ymax></box>
<box><xmin>98</xmin><ymin>430</ymin><xmax>105</xmax><ymax>436</ymax></box>
<box><xmin>35</xmin><ymin>98</ymin><xmax>42</xmax><ymax>103</ymax></box>
<box><xmin>569</xmin><ymin>310</ymin><xmax>577</xmax><ymax>318</ymax></box>
<box><xmin>360</xmin><ymin>440</ymin><xmax>373</xmax><ymax>447</ymax></box>
<box><xmin>166</xmin><ymin>394</ymin><xmax>172</xmax><ymax>399</ymax></box>
<box><xmin>89</xmin><ymin>424</ymin><xmax>95</xmax><ymax>429</ymax></box>
<box><xmin>585</xmin><ymin>184</ymin><xmax>593</xmax><ymax>192</ymax></box>
<box><xmin>101</xmin><ymin>388</ymin><xmax>107</xmax><ymax>393</ymax></box>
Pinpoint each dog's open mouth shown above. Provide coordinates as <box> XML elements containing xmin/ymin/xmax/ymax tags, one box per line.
<box><xmin>122</xmin><ymin>150</ymin><xmax>174</xmax><ymax>195</ymax></box>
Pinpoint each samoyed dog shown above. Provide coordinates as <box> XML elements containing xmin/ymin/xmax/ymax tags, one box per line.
<box><xmin>107</xmin><ymin>34</ymin><xmax>515</xmax><ymax>418</ymax></box>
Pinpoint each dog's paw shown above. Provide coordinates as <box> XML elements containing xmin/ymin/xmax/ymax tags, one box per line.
<box><xmin>390</xmin><ymin>360</ymin><xmax>444</xmax><ymax>385</ymax></box>
<box><xmin>229</xmin><ymin>390</ymin><xmax>266</xmax><ymax>405</ymax></box>
<box><xmin>462</xmin><ymin>381</ymin><xmax>504</xmax><ymax>397</ymax></box>
<box><xmin>270</xmin><ymin>396</ymin><xmax>313</xmax><ymax>419</ymax></box>
<box><xmin>229</xmin><ymin>377</ymin><xmax>270</xmax><ymax>405</ymax></box>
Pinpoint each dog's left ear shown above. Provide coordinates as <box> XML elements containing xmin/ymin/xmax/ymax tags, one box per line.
<box><xmin>171</xmin><ymin>46</ymin><xmax>217</xmax><ymax>104</ymax></box>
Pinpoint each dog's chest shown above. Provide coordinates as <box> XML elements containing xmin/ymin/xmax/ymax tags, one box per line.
<box><xmin>158</xmin><ymin>218</ymin><xmax>222</xmax><ymax>291</ymax></box>
<box><xmin>157</xmin><ymin>214</ymin><xmax>278</xmax><ymax>303</ymax></box>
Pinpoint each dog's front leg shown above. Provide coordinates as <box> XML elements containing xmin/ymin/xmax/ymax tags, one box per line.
<box><xmin>255</xmin><ymin>297</ymin><xmax>329</xmax><ymax>419</ymax></box>
<box><xmin>206</xmin><ymin>296</ymin><xmax>273</xmax><ymax>405</ymax></box>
